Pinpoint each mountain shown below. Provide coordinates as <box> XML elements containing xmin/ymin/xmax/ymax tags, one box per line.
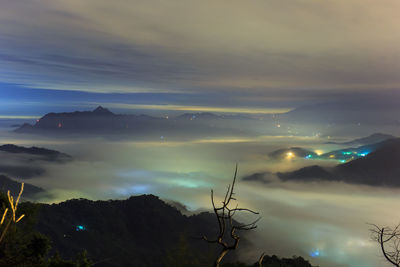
<box><xmin>32</xmin><ymin>195</ymin><xmax>313</xmax><ymax>267</ymax></box>
<box><xmin>318</xmin><ymin>142</ymin><xmax>381</xmax><ymax>161</ymax></box>
<box><xmin>14</xmin><ymin>106</ymin><xmax>257</xmax><ymax>138</ymax></box>
<box><xmin>326</xmin><ymin>133</ymin><xmax>396</xmax><ymax>146</ymax></box>
<box><xmin>92</xmin><ymin>106</ymin><xmax>114</xmax><ymax>116</ymax></box>
<box><xmin>275</xmin><ymin>138</ymin><xmax>400</xmax><ymax>186</ymax></box>
<box><xmin>34</xmin><ymin>195</ymin><xmax>239</xmax><ymax>267</ymax></box>
<box><xmin>14</xmin><ymin>106</ymin><xmax>164</xmax><ymax>135</ymax></box>
<box><xmin>0</xmin><ymin>144</ymin><xmax>71</xmax><ymax>162</ymax></box>
<box><xmin>0</xmin><ymin>144</ymin><xmax>72</xmax><ymax>179</ymax></box>
<box><xmin>269</xmin><ymin>136</ymin><xmax>393</xmax><ymax>162</ymax></box>
<box><xmin>0</xmin><ymin>174</ymin><xmax>44</xmax><ymax>198</ymax></box>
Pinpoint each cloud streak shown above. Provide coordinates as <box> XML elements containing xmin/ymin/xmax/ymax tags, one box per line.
<box><xmin>1</xmin><ymin>0</ymin><xmax>400</xmax><ymax>98</ymax></box>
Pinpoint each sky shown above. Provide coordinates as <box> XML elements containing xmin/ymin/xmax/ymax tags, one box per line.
<box><xmin>1</xmin><ymin>0</ymin><xmax>400</xmax><ymax>116</ymax></box>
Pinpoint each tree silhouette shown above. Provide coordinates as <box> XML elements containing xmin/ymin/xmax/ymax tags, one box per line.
<box><xmin>370</xmin><ymin>223</ymin><xmax>400</xmax><ymax>266</ymax></box>
<box><xmin>203</xmin><ymin>165</ymin><xmax>260</xmax><ymax>267</ymax></box>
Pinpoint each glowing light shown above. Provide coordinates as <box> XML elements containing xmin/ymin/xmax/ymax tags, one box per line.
<box><xmin>310</xmin><ymin>249</ymin><xmax>320</xmax><ymax>258</ymax></box>
<box><xmin>357</xmin><ymin>151</ymin><xmax>370</xmax><ymax>157</ymax></box>
<box><xmin>314</xmin><ymin>150</ymin><xmax>323</xmax><ymax>156</ymax></box>
<box><xmin>340</xmin><ymin>160</ymin><xmax>346</xmax><ymax>163</ymax></box>
<box><xmin>329</xmin><ymin>155</ymin><xmax>335</xmax><ymax>158</ymax></box>
<box><xmin>286</xmin><ymin>152</ymin><xmax>295</xmax><ymax>159</ymax></box>
<box><xmin>76</xmin><ymin>225</ymin><xmax>86</xmax><ymax>231</ymax></box>
<box><xmin>342</xmin><ymin>152</ymin><xmax>352</xmax><ymax>155</ymax></box>
<box><xmin>168</xmin><ymin>179</ymin><xmax>211</xmax><ymax>188</ymax></box>
<box><xmin>58</xmin><ymin>122</ymin><xmax>62</xmax><ymax>128</ymax></box>
<box><xmin>305</xmin><ymin>154</ymin><xmax>313</xmax><ymax>159</ymax></box>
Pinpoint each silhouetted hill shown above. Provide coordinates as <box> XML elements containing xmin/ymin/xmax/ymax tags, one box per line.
<box><xmin>32</xmin><ymin>195</ymin><xmax>313</xmax><ymax>267</ymax></box>
<box><xmin>34</xmin><ymin>195</ymin><xmax>226</xmax><ymax>267</ymax></box>
<box><xmin>0</xmin><ymin>175</ymin><xmax>44</xmax><ymax>198</ymax></box>
<box><xmin>319</xmin><ymin>142</ymin><xmax>381</xmax><ymax>161</ymax></box>
<box><xmin>276</xmin><ymin>138</ymin><xmax>400</xmax><ymax>186</ymax></box>
<box><xmin>0</xmin><ymin>144</ymin><xmax>71</xmax><ymax>179</ymax></box>
<box><xmin>278</xmin><ymin>165</ymin><xmax>332</xmax><ymax>182</ymax></box>
<box><xmin>335</xmin><ymin>138</ymin><xmax>400</xmax><ymax>186</ymax></box>
<box><xmin>92</xmin><ymin>106</ymin><xmax>114</xmax><ymax>116</ymax></box>
<box><xmin>0</xmin><ymin>144</ymin><xmax>71</xmax><ymax>162</ymax></box>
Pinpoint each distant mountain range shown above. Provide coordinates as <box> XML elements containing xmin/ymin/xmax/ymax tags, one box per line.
<box><xmin>14</xmin><ymin>106</ymin><xmax>257</xmax><ymax>138</ymax></box>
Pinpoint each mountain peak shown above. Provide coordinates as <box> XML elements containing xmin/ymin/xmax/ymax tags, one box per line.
<box><xmin>92</xmin><ymin>106</ymin><xmax>114</xmax><ymax>115</ymax></box>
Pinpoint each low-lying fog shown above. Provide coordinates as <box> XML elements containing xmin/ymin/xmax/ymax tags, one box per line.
<box><xmin>1</xmin><ymin>119</ymin><xmax>400</xmax><ymax>267</ymax></box>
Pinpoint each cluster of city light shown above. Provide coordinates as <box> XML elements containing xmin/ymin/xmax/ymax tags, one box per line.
<box><xmin>301</xmin><ymin>149</ymin><xmax>372</xmax><ymax>163</ymax></box>
<box><xmin>342</xmin><ymin>151</ymin><xmax>370</xmax><ymax>157</ymax></box>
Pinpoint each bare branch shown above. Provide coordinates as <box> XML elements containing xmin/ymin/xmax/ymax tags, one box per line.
<box><xmin>369</xmin><ymin>223</ymin><xmax>400</xmax><ymax>267</ymax></box>
<box><xmin>202</xmin><ymin>165</ymin><xmax>260</xmax><ymax>267</ymax></box>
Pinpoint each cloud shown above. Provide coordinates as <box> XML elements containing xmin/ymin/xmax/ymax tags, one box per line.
<box><xmin>1</xmin><ymin>0</ymin><xmax>400</xmax><ymax>96</ymax></box>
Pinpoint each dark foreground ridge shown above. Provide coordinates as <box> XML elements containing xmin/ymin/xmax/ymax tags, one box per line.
<box><xmin>1</xmin><ymin>194</ymin><xmax>312</xmax><ymax>267</ymax></box>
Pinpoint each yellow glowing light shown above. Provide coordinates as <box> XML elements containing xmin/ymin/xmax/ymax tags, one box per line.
<box><xmin>329</xmin><ymin>155</ymin><xmax>335</xmax><ymax>158</ymax></box>
<box><xmin>286</xmin><ymin>152</ymin><xmax>295</xmax><ymax>159</ymax></box>
<box><xmin>314</xmin><ymin>150</ymin><xmax>323</xmax><ymax>156</ymax></box>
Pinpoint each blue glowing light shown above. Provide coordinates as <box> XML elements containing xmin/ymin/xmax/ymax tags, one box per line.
<box><xmin>342</xmin><ymin>151</ymin><xmax>352</xmax><ymax>155</ymax></box>
<box><xmin>340</xmin><ymin>160</ymin><xmax>346</xmax><ymax>163</ymax></box>
<box><xmin>305</xmin><ymin>154</ymin><xmax>313</xmax><ymax>159</ymax></box>
<box><xmin>310</xmin><ymin>249</ymin><xmax>320</xmax><ymax>258</ymax></box>
<box><xmin>76</xmin><ymin>225</ymin><xmax>86</xmax><ymax>231</ymax></box>
<box><xmin>357</xmin><ymin>151</ymin><xmax>370</xmax><ymax>157</ymax></box>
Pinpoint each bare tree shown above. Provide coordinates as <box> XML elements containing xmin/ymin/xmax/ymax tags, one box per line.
<box><xmin>203</xmin><ymin>165</ymin><xmax>260</xmax><ymax>267</ymax></box>
<box><xmin>370</xmin><ymin>223</ymin><xmax>400</xmax><ymax>266</ymax></box>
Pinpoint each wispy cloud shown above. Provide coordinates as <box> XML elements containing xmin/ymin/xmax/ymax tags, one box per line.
<box><xmin>1</xmin><ymin>0</ymin><xmax>400</xmax><ymax>96</ymax></box>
